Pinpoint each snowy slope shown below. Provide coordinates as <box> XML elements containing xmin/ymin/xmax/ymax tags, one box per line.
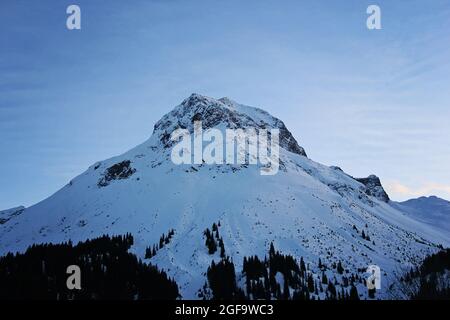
<box><xmin>0</xmin><ymin>206</ymin><xmax>25</xmax><ymax>225</ymax></box>
<box><xmin>0</xmin><ymin>94</ymin><xmax>448</xmax><ymax>299</ymax></box>
<box><xmin>392</xmin><ymin>196</ymin><xmax>450</xmax><ymax>235</ymax></box>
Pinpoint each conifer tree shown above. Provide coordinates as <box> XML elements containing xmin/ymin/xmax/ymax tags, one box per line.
<box><xmin>337</xmin><ymin>261</ymin><xmax>344</xmax><ymax>274</ymax></box>
<box><xmin>300</xmin><ymin>257</ymin><xmax>306</xmax><ymax>273</ymax></box>
<box><xmin>349</xmin><ymin>285</ymin><xmax>359</xmax><ymax>300</ymax></box>
<box><xmin>283</xmin><ymin>277</ymin><xmax>290</xmax><ymax>300</ymax></box>
<box><xmin>322</xmin><ymin>271</ymin><xmax>328</xmax><ymax>285</ymax></box>
<box><xmin>269</xmin><ymin>242</ymin><xmax>275</xmax><ymax>257</ymax></box>
<box><xmin>219</xmin><ymin>239</ymin><xmax>226</xmax><ymax>258</ymax></box>
<box><xmin>307</xmin><ymin>274</ymin><xmax>315</xmax><ymax>292</ymax></box>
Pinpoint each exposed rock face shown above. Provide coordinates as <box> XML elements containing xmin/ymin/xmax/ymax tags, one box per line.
<box><xmin>153</xmin><ymin>93</ymin><xmax>307</xmax><ymax>157</ymax></box>
<box><xmin>355</xmin><ymin>175</ymin><xmax>390</xmax><ymax>202</ymax></box>
<box><xmin>98</xmin><ymin>160</ymin><xmax>136</xmax><ymax>187</ymax></box>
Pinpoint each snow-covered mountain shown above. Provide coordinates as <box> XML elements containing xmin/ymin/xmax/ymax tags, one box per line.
<box><xmin>392</xmin><ymin>196</ymin><xmax>450</xmax><ymax>235</ymax></box>
<box><xmin>0</xmin><ymin>94</ymin><xmax>448</xmax><ymax>299</ymax></box>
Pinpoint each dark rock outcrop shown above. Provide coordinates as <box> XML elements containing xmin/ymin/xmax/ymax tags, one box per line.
<box><xmin>355</xmin><ymin>175</ymin><xmax>390</xmax><ymax>202</ymax></box>
<box><xmin>98</xmin><ymin>160</ymin><xmax>136</xmax><ymax>187</ymax></box>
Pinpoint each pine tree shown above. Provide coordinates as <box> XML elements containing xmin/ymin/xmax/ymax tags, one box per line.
<box><xmin>283</xmin><ymin>279</ymin><xmax>290</xmax><ymax>300</ymax></box>
<box><xmin>220</xmin><ymin>241</ymin><xmax>226</xmax><ymax>258</ymax></box>
<box><xmin>337</xmin><ymin>261</ymin><xmax>344</xmax><ymax>274</ymax></box>
<box><xmin>340</xmin><ymin>287</ymin><xmax>345</xmax><ymax>300</ymax></box>
<box><xmin>145</xmin><ymin>246</ymin><xmax>152</xmax><ymax>259</ymax></box>
<box><xmin>300</xmin><ymin>257</ymin><xmax>306</xmax><ymax>273</ymax></box>
<box><xmin>327</xmin><ymin>281</ymin><xmax>337</xmax><ymax>300</ymax></box>
<box><xmin>159</xmin><ymin>235</ymin><xmax>164</xmax><ymax>249</ymax></box>
<box><xmin>307</xmin><ymin>274</ymin><xmax>315</xmax><ymax>292</ymax></box>
<box><xmin>269</xmin><ymin>242</ymin><xmax>275</xmax><ymax>257</ymax></box>
<box><xmin>349</xmin><ymin>285</ymin><xmax>359</xmax><ymax>300</ymax></box>
<box><xmin>322</xmin><ymin>271</ymin><xmax>328</xmax><ymax>284</ymax></box>
<box><xmin>207</xmin><ymin>238</ymin><xmax>217</xmax><ymax>254</ymax></box>
<box><xmin>207</xmin><ymin>257</ymin><xmax>241</xmax><ymax>299</ymax></box>
<box><xmin>368</xmin><ymin>287</ymin><xmax>376</xmax><ymax>299</ymax></box>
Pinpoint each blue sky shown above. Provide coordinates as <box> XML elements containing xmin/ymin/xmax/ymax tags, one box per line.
<box><xmin>1</xmin><ymin>0</ymin><xmax>450</xmax><ymax>208</ymax></box>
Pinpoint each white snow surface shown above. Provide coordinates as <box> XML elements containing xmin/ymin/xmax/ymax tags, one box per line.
<box><xmin>0</xmin><ymin>94</ymin><xmax>448</xmax><ymax>299</ymax></box>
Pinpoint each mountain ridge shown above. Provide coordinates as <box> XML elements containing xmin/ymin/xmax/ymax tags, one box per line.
<box><xmin>392</xmin><ymin>195</ymin><xmax>450</xmax><ymax>234</ymax></box>
<box><xmin>0</xmin><ymin>94</ymin><xmax>448</xmax><ymax>299</ymax></box>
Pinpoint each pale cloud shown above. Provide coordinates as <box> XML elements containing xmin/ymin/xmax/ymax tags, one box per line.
<box><xmin>385</xmin><ymin>181</ymin><xmax>450</xmax><ymax>201</ymax></box>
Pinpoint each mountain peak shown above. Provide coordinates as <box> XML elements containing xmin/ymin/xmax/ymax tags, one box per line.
<box><xmin>181</xmin><ymin>93</ymin><xmax>217</xmax><ymax>108</ymax></box>
<box><xmin>403</xmin><ymin>195</ymin><xmax>449</xmax><ymax>204</ymax></box>
<box><xmin>181</xmin><ymin>94</ymin><xmax>237</xmax><ymax>109</ymax></box>
<box><xmin>153</xmin><ymin>94</ymin><xmax>307</xmax><ymax>157</ymax></box>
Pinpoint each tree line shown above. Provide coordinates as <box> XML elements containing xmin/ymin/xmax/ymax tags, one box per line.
<box><xmin>0</xmin><ymin>234</ymin><xmax>179</xmax><ymax>300</ymax></box>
